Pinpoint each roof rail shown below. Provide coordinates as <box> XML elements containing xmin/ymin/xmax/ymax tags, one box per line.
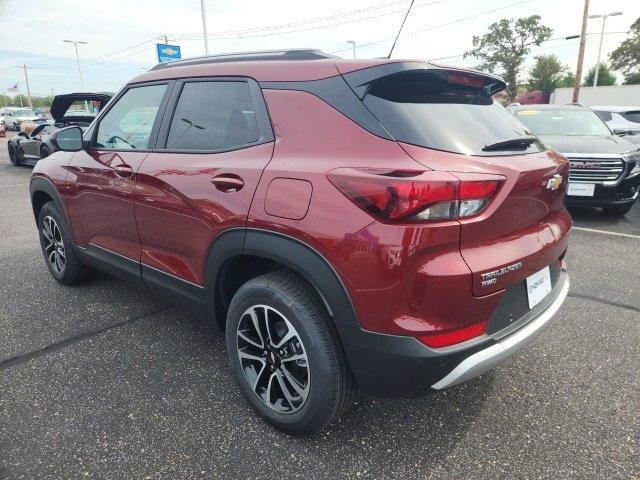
<box><xmin>151</xmin><ymin>48</ymin><xmax>339</xmax><ymax>70</ymax></box>
<box><xmin>567</xmin><ymin>101</ymin><xmax>586</xmax><ymax>107</ymax></box>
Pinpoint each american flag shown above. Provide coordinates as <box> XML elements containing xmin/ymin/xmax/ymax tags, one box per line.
<box><xmin>6</xmin><ymin>84</ymin><xmax>18</xmax><ymax>92</ymax></box>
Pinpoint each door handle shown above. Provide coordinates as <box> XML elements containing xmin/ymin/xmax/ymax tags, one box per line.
<box><xmin>211</xmin><ymin>174</ymin><xmax>244</xmax><ymax>192</ymax></box>
<box><xmin>114</xmin><ymin>164</ymin><xmax>133</xmax><ymax>178</ymax></box>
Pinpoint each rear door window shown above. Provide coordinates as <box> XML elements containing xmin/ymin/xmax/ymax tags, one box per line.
<box><xmin>165</xmin><ymin>81</ymin><xmax>259</xmax><ymax>151</ymax></box>
<box><xmin>362</xmin><ymin>69</ymin><xmax>542</xmax><ymax>156</ymax></box>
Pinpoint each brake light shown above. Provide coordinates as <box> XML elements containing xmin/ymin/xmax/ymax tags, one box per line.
<box><xmin>416</xmin><ymin>320</ymin><xmax>488</xmax><ymax>348</ymax></box>
<box><xmin>447</xmin><ymin>72</ymin><xmax>488</xmax><ymax>87</ymax></box>
<box><xmin>327</xmin><ymin>169</ymin><xmax>502</xmax><ymax>222</ymax></box>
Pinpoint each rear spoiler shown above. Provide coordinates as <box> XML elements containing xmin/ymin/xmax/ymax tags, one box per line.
<box><xmin>338</xmin><ymin>61</ymin><xmax>506</xmax><ymax>98</ymax></box>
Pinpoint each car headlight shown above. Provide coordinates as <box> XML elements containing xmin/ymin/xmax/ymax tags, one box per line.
<box><xmin>624</xmin><ymin>151</ymin><xmax>640</xmax><ymax>178</ymax></box>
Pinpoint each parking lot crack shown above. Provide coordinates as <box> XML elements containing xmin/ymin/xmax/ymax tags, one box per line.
<box><xmin>568</xmin><ymin>292</ymin><xmax>640</xmax><ymax>315</ymax></box>
<box><xmin>0</xmin><ymin>306</ymin><xmax>172</xmax><ymax>371</ymax></box>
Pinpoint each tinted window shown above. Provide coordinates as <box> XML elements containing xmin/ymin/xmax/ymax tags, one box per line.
<box><xmin>515</xmin><ymin>109</ymin><xmax>611</xmax><ymax>136</ymax></box>
<box><xmin>166</xmin><ymin>81</ymin><xmax>259</xmax><ymax>151</ymax></box>
<box><xmin>621</xmin><ymin>111</ymin><xmax>640</xmax><ymax>124</ymax></box>
<box><xmin>94</xmin><ymin>84</ymin><xmax>166</xmax><ymax>149</ymax></box>
<box><xmin>362</xmin><ymin>70</ymin><xmax>541</xmax><ymax>156</ymax></box>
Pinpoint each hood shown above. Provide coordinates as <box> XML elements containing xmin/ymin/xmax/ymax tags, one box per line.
<box><xmin>50</xmin><ymin>93</ymin><xmax>112</xmax><ymax>122</ymax></box>
<box><xmin>537</xmin><ymin>134</ymin><xmax>638</xmax><ymax>156</ymax></box>
<box><xmin>620</xmin><ymin>133</ymin><xmax>640</xmax><ymax>146</ymax></box>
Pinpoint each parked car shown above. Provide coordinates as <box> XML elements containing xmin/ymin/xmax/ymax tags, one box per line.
<box><xmin>593</xmin><ymin>106</ymin><xmax>640</xmax><ymax>145</ymax></box>
<box><xmin>513</xmin><ymin>104</ymin><xmax>640</xmax><ymax>216</ymax></box>
<box><xmin>0</xmin><ymin>123</ymin><xmax>5</xmax><ymax>137</ymax></box>
<box><xmin>8</xmin><ymin>93</ymin><xmax>111</xmax><ymax>166</ymax></box>
<box><xmin>3</xmin><ymin>107</ymin><xmax>40</xmax><ymax>131</ymax></box>
<box><xmin>30</xmin><ymin>49</ymin><xmax>571</xmax><ymax>434</ymax></box>
<box><xmin>515</xmin><ymin>90</ymin><xmax>550</xmax><ymax>105</ymax></box>
<box><xmin>0</xmin><ymin>106</ymin><xmax>21</xmax><ymax>127</ymax></box>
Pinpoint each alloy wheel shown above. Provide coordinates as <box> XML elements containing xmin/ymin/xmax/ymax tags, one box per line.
<box><xmin>42</xmin><ymin>216</ymin><xmax>65</xmax><ymax>275</ymax></box>
<box><xmin>236</xmin><ymin>304</ymin><xmax>310</xmax><ymax>413</ymax></box>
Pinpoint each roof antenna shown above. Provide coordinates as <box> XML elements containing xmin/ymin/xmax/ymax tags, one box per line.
<box><xmin>387</xmin><ymin>0</ymin><xmax>415</xmax><ymax>59</ymax></box>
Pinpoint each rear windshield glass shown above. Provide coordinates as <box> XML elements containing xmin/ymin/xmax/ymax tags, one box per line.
<box><xmin>362</xmin><ymin>70</ymin><xmax>542</xmax><ymax>156</ymax></box>
<box><xmin>515</xmin><ymin>109</ymin><xmax>611</xmax><ymax>136</ymax></box>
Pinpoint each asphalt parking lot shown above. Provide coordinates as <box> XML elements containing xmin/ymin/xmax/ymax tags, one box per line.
<box><xmin>0</xmin><ymin>131</ymin><xmax>638</xmax><ymax>480</ymax></box>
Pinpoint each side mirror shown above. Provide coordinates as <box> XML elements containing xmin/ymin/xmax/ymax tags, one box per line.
<box><xmin>51</xmin><ymin>126</ymin><xmax>83</xmax><ymax>152</ymax></box>
<box><xmin>613</xmin><ymin>127</ymin><xmax>640</xmax><ymax>136</ymax></box>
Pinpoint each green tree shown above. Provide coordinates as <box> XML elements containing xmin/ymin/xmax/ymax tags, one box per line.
<box><xmin>558</xmin><ymin>70</ymin><xmax>576</xmax><ymax>88</ymax></box>
<box><xmin>583</xmin><ymin>63</ymin><xmax>617</xmax><ymax>86</ymax></box>
<box><xmin>623</xmin><ymin>72</ymin><xmax>640</xmax><ymax>85</ymax></box>
<box><xmin>528</xmin><ymin>54</ymin><xmax>567</xmax><ymax>93</ymax></box>
<box><xmin>610</xmin><ymin>17</ymin><xmax>640</xmax><ymax>75</ymax></box>
<box><xmin>465</xmin><ymin>15</ymin><xmax>552</xmax><ymax>101</ymax></box>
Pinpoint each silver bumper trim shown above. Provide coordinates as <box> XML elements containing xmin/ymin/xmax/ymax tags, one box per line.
<box><xmin>431</xmin><ymin>276</ymin><xmax>570</xmax><ymax>390</ymax></box>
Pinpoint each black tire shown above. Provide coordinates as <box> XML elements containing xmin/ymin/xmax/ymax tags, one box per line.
<box><xmin>8</xmin><ymin>144</ymin><xmax>20</xmax><ymax>166</ymax></box>
<box><xmin>602</xmin><ymin>204</ymin><xmax>633</xmax><ymax>217</ymax></box>
<box><xmin>40</xmin><ymin>145</ymin><xmax>50</xmax><ymax>158</ymax></box>
<box><xmin>226</xmin><ymin>271</ymin><xmax>354</xmax><ymax>434</ymax></box>
<box><xmin>37</xmin><ymin>201</ymin><xmax>94</xmax><ymax>285</ymax></box>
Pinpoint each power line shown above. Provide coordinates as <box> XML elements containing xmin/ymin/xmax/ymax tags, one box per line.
<box><xmin>173</xmin><ymin>0</ymin><xmax>448</xmax><ymax>41</ymax></box>
<box><xmin>330</xmin><ymin>0</ymin><xmax>535</xmax><ymax>54</ymax></box>
<box><xmin>174</xmin><ymin>0</ymin><xmax>409</xmax><ymax>38</ymax></box>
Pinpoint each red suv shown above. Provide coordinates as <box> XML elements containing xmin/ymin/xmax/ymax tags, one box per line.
<box><xmin>30</xmin><ymin>49</ymin><xmax>571</xmax><ymax>434</ymax></box>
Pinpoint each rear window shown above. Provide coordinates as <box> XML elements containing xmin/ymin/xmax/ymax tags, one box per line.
<box><xmin>362</xmin><ymin>70</ymin><xmax>541</xmax><ymax>156</ymax></box>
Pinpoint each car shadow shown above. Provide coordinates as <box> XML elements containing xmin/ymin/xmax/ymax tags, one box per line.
<box><xmin>179</xmin><ymin>309</ymin><xmax>494</xmax><ymax>473</ymax></box>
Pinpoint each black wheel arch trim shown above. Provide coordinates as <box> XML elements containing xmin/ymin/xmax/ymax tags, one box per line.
<box><xmin>29</xmin><ymin>177</ymin><xmax>77</xmax><ymax>245</ymax></box>
<box><xmin>204</xmin><ymin>228</ymin><xmax>359</xmax><ymax>327</ymax></box>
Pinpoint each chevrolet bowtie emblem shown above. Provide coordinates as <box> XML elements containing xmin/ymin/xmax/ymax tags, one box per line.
<box><xmin>546</xmin><ymin>174</ymin><xmax>563</xmax><ymax>191</ymax></box>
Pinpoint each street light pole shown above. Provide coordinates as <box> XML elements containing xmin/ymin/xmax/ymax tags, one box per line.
<box><xmin>200</xmin><ymin>0</ymin><xmax>210</xmax><ymax>55</ymax></box>
<box><xmin>589</xmin><ymin>11</ymin><xmax>623</xmax><ymax>87</ymax></box>
<box><xmin>21</xmin><ymin>64</ymin><xmax>33</xmax><ymax>109</ymax></box>
<box><xmin>64</xmin><ymin>39</ymin><xmax>87</xmax><ymax>91</ymax></box>
<box><xmin>572</xmin><ymin>0</ymin><xmax>590</xmax><ymax>102</ymax></box>
<box><xmin>346</xmin><ymin>40</ymin><xmax>356</xmax><ymax>59</ymax></box>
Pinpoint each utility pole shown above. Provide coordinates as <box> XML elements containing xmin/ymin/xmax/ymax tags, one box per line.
<box><xmin>21</xmin><ymin>64</ymin><xmax>33</xmax><ymax>109</ymax></box>
<box><xmin>589</xmin><ymin>11</ymin><xmax>623</xmax><ymax>86</ymax></box>
<box><xmin>200</xmin><ymin>0</ymin><xmax>210</xmax><ymax>55</ymax></box>
<box><xmin>346</xmin><ymin>40</ymin><xmax>356</xmax><ymax>59</ymax></box>
<box><xmin>64</xmin><ymin>39</ymin><xmax>87</xmax><ymax>91</ymax></box>
<box><xmin>572</xmin><ymin>0</ymin><xmax>590</xmax><ymax>102</ymax></box>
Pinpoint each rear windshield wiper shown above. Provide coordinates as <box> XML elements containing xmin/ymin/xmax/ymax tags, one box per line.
<box><xmin>482</xmin><ymin>137</ymin><xmax>537</xmax><ymax>152</ymax></box>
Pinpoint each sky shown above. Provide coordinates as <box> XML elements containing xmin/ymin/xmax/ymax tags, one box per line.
<box><xmin>0</xmin><ymin>0</ymin><xmax>637</xmax><ymax>97</ymax></box>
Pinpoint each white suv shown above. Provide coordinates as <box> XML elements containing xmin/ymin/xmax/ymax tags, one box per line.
<box><xmin>3</xmin><ymin>108</ymin><xmax>39</xmax><ymax>131</ymax></box>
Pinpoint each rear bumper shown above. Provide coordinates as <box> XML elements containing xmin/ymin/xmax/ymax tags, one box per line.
<box><xmin>432</xmin><ymin>276</ymin><xmax>569</xmax><ymax>389</ymax></box>
<box><xmin>337</xmin><ymin>268</ymin><xmax>569</xmax><ymax>397</ymax></box>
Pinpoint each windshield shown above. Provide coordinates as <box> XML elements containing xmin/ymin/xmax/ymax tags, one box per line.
<box><xmin>15</xmin><ymin>109</ymin><xmax>35</xmax><ymax>116</ymax></box>
<box><xmin>515</xmin><ymin>108</ymin><xmax>611</xmax><ymax>136</ymax></box>
<box><xmin>361</xmin><ymin>69</ymin><xmax>542</xmax><ymax>156</ymax></box>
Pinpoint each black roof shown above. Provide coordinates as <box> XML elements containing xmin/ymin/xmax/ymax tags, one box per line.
<box><xmin>150</xmin><ymin>48</ymin><xmax>339</xmax><ymax>71</ymax></box>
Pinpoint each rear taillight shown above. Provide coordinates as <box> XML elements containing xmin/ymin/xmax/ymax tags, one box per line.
<box><xmin>327</xmin><ymin>169</ymin><xmax>502</xmax><ymax>222</ymax></box>
<box><xmin>416</xmin><ymin>320</ymin><xmax>488</xmax><ymax>348</ymax></box>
